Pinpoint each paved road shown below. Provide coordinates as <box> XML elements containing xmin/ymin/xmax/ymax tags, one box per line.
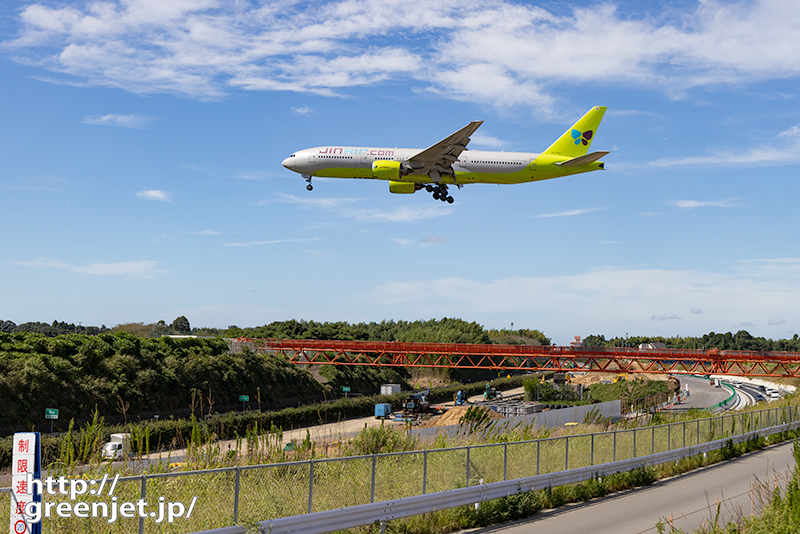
<box><xmin>664</xmin><ymin>375</ymin><xmax>732</xmax><ymax>413</ymax></box>
<box><xmin>460</xmin><ymin>440</ymin><xmax>796</xmax><ymax>534</ymax></box>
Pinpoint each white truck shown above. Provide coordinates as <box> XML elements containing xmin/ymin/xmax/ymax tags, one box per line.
<box><xmin>102</xmin><ymin>433</ymin><xmax>131</xmax><ymax>460</ymax></box>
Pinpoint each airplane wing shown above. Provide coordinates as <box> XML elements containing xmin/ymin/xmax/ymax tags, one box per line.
<box><xmin>554</xmin><ymin>151</ymin><xmax>609</xmax><ymax>168</ymax></box>
<box><xmin>408</xmin><ymin>121</ymin><xmax>483</xmax><ymax>178</ymax></box>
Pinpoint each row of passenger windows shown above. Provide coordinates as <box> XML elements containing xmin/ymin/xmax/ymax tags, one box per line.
<box><xmin>316</xmin><ymin>155</ymin><xmax>519</xmax><ymax>164</ymax></box>
<box><xmin>319</xmin><ymin>155</ymin><xmax>401</xmax><ymax>160</ymax></box>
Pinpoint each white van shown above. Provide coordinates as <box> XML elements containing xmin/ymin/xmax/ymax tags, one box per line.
<box><xmin>102</xmin><ymin>433</ymin><xmax>130</xmax><ymax>460</ymax></box>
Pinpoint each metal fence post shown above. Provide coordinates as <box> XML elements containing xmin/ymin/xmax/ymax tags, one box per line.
<box><xmin>308</xmin><ymin>460</ymin><xmax>314</xmax><ymax>514</ymax></box>
<box><xmin>651</xmin><ymin>426</ymin><xmax>655</xmax><ymax>455</ymax></box>
<box><xmin>633</xmin><ymin>428</ymin><xmax>637</xmax><ymax>458</ymax></box>
<box><xmin>371</xmin><ymin>455</ymin><xmax>377</xmax><ymax>503</ymax></box>
<box><xmin>466</xmin><ymin>446</ymin><xmax>471</xmax><ymax>486</ymax></box>
<box><xmin>697</xmin><ymin>419</ymin><xmax>700</xmax><ymax>445</ymax></box>
<box><xmin>591</xmin><ymin>433</ymin><xmax>594</xmax><ymax>466</ymax></box>
<box><xmin>536</xmin><ymin>439</ymin><xmax>540</xmax><ymax>475</ymax></box>
<box><xmin>233</xmin><ymin>466</ymin><xmax>240</xmax><ymax>523</ymax></box>
<box><xmin>423</xmin><ymin>450</ymin><xmax>427</xmax><ymax>495</ymax></box>
<box><xmin>565</xmin><ymin>437</ymin><xmax>569</xmax><ymax>471</ymax></box>
<box><xmin>503</xmin><ymin>443</ymin><xmax>508</xmax><ymax>481</ymax></box>
<box><xmin>139</xmin><ymin>474</ymin><xmax>146</xmax><ymax>534</ymax></box>
<box><xmin>668</xmin><ymin>423</ymin><xmax>671</xmax><ymax>451</ymax></box>
<box><xmin>613</xmin><ymin>429</ymin><xmax>616</xmax><ymax>462</ymax></box>
<box><xmin>683</xmin><ymin>420</ymin><xmax>686</xmax><ymax>449</ymax></box>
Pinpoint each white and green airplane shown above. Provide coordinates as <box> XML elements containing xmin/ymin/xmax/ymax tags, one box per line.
<box><xmin>282</xmin><ymin>106</ymin><xmax>608</xmax><ymax>203</ymax></box>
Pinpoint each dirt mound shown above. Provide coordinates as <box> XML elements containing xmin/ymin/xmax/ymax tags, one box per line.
<box><xmin>419</xmin><ymin>406</ymin><xmax>503</xmax><ymax>428</ymax></box>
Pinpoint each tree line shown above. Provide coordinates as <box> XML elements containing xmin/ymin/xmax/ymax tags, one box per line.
<box><xmin>582</xmin><ymin>330</ymin><xmax>800</xmax><ymax>352</ymax></box>
<box><xmin>0</xmin><ymin>320</ymin><xmax>110</xmax><ymax>336</ymax></box>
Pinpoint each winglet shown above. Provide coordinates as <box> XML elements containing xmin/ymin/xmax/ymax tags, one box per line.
<box><xmin>543</xmin><ymin>106</ymin><xmax>607</xmax><ymax>158</ymax></box>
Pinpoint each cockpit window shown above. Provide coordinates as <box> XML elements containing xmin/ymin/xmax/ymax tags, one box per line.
<box><xmin>290</xmin><ymin>154</ymin><xmax>295</xmax><ymax>157</ymax></box>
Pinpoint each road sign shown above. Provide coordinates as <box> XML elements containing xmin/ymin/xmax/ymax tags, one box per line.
<box><xmin>239</xmin><ymin>395</ymin><xmax>249</xmax><ymax>402</ymax></box>
<box><xmin>341</xmin><ymin>386</ymin><xmax>351</xmax><ymax>392</ymax></box>
<box><xmin>11</xmin><ymin>432</ymin><xmax>41</xmax><ymax>534</ymax></box>
<box><xmin>44</xmin><ymin>408</ymin><xmax>58</xmax><ymax>420</ymax></box>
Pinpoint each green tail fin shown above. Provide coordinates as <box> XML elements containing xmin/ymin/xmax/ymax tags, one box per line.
<box><xmin>543</xmin><ymin>106</ymin><xmax>607</xmax><ymax>158</ymax></box>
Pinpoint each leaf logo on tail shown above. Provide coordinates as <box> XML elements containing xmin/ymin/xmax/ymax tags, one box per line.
<box><xmin>571</xmin><ymin>129</ymin><xmax>593</xmax><ymax>146</ymax></box>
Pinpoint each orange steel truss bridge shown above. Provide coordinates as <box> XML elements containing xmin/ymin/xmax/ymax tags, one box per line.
<box><xmin>228</xmin><ymin>338</ymin><xmax>800</xmax><ymax>378</ymax></box>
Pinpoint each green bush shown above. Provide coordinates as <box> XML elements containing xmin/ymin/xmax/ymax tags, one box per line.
<box><xmin>0</xmin><ymin>332</ymin><xmax>327</xmax><ymax>429</ymax></box>
<box><xmin>588</xmin><ymin>379</ymin><xmax>668</xmax><ymax>403</ymax></box>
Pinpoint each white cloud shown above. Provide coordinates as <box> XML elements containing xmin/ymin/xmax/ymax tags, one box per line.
<box><xmin>470</xmin><ymin>133</ymin><xmax>508</xmax><ymax>149</ymax></box>
<box><xmin>75</xmin><ymin>260</ymin><xmax>160</xmax><ymax>276</ymax></box>
<box><xmin>192</xmin><ymin>229</ymin><xmax>220</xmax><ymax>235</ymax></box>
<box><xmin>136</xmin><ymin>190</ymin><xmax>171</xmax><ymax>202</ymax></box>
<box><xmin>667</xmin><ymin>198</ymin><xmax>743</xmax><ymax>209</ymax></box>
<box><xmin>421</xmin><ymin>237</ymin><xmax>450</xmax><ymax>245</ymax></box>
<box><xmin>691</xmin><ymin>308</ymin><xmax>703</xmax><ymax>315</ymax></box>
<box><xmin>7</xmin><ymin>0</ymin><xmax>800</xmax><ymax>111</ymax></box>
<box><xmin>652</xmin><ymin>313</ymin><xmax>682</xmax><ymax>321</ymax></box>
<box><xmin>536</xmin><ymin>207</ymin><xmax>606</xmax><ymax>218</ymax></box>
<box><xmin>15</xmin><ymin>257</ymin><xmax>163</xmax><ymax>278</ymax></box>
<box><xmin>83</xmin><ymin>113</ymin><xmax>154</xmax><ymax>128</ymax></box>
<box><xmin>224</xmin><ymin>238</ymin><xmax>320</xmax><ymax>247</ymax></box>
<box><xmin>355</xmin><ymin>205</ymin><xmax>454</xmax><ymax>223</ymax></box>
<box><xmin>291</xmin><ymin>106</ymin><xmax>314</xmax><ymax>116</ymax></box>
<box><xmin>779</xmin><ymin>125</ymin><xmax>800</xmax><ymax>137</ymax></box>
<box><xmin>391</xmin><ymin>236</ymin><xmax>450</xmax><ymax>246</ymax></box>
<box><xmin>651</xmin><ymin>123</ymin><xmax>800</xmax><ymax>167</ymax></box>
<box><xmin>278</xmin><ymin>194</ymin><xmax>453</xmax><ymax>222</ymax></box>
<box><xmin>363</xmin><ymin>258</ymin><xmax>800</xmax><ymax>340</ymax></box>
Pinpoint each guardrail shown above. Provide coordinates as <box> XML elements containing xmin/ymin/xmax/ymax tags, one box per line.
<box><xmin>712</xmin><ymin>383</ymin><xmax>737</xmax><ymax>410</ymax></box>
<box><xmin>2</xmin><ymin>405</ymin><xmax>796</xmax><ymax>533</ymax></box>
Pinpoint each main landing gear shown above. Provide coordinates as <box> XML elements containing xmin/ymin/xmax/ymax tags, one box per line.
<box><xmin>425</xmin><ymin>184</ymin><xmax>454</xmax><ymax>204</ymax></box>
<box><xmin>303</xmin><ymin>174</ymin><xmax>313</xmax><ymax>191</ymax></box>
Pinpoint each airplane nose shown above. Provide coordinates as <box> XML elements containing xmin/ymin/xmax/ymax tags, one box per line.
<box><xmin>282</xmin><ymin>157</ymin><xmax>294</xmax><ymax>170</ymax></box>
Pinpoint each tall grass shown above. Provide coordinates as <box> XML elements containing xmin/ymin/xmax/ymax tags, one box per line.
<box><xmin>2</xmin><ymin>396</ymin><xmax>798</xmax><ymax>533</ymax></box>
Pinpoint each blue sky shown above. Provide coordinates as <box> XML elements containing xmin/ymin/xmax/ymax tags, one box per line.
<box><xmin>2</xmin><ymin>0</ymin><xmax>800</xmax><ymax>344</ymax></box>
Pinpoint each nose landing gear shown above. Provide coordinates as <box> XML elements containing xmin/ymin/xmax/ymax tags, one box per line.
<box><xmin>304</xmin><ymin>174</ymin><xmax>313</xmax><ymax>191</ymax></box>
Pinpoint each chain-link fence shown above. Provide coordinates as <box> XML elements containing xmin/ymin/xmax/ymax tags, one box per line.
<box><xmin>1</xmin><ymin>405</ymin><xmax>797</xmax><ymax>533</ymax></box>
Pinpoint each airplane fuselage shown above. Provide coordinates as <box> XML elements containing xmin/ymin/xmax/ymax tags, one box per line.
<box><xmin>282</xmin><ymin>146</ymin><xmax>604</xmax><ymax>186</ymax></box>
<box><xmin>281</xmin><ymin>106</ymin><xmax>608</xmax><ymax>201</ymax></box>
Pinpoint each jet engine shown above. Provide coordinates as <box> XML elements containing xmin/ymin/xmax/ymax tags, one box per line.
<box><xmin>372</xmin><ymin>160</ymin><xmax>411</xmax><ymax>180</ymax></box>
<box><xmin>389</xmin><ymin>181</ymin><xmax>416</xmax><ymax>194</ymax></box>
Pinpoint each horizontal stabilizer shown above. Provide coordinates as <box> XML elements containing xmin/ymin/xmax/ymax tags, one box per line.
<box><xmin>554</xmin><ymin>151</ymin><xmax>609</xmax><ymax>168</ymax></box>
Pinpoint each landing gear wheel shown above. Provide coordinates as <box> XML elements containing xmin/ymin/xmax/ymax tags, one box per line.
<box><xmin>446</xmin><ymin>196</ymin><xmax>454</xmax><ymax>204</ymax></box>
<box><xmin>432</xmin><ymin>192</ymin><xmax>440</xmax><ymax>200</ymax></box>
<box><xmin>306</xmin><ymin>184</ymin><xmax>313</xmax><ymax>191</ymax></box>
<box><xmin>425</xmin><ymin>185</ymin><xmax>434</xmax><ymax>193</ymax></box>
<box><xmin>440</xmin><ymin>194</ymin><xmax>448</xmax><ymax>202</ymax></box>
